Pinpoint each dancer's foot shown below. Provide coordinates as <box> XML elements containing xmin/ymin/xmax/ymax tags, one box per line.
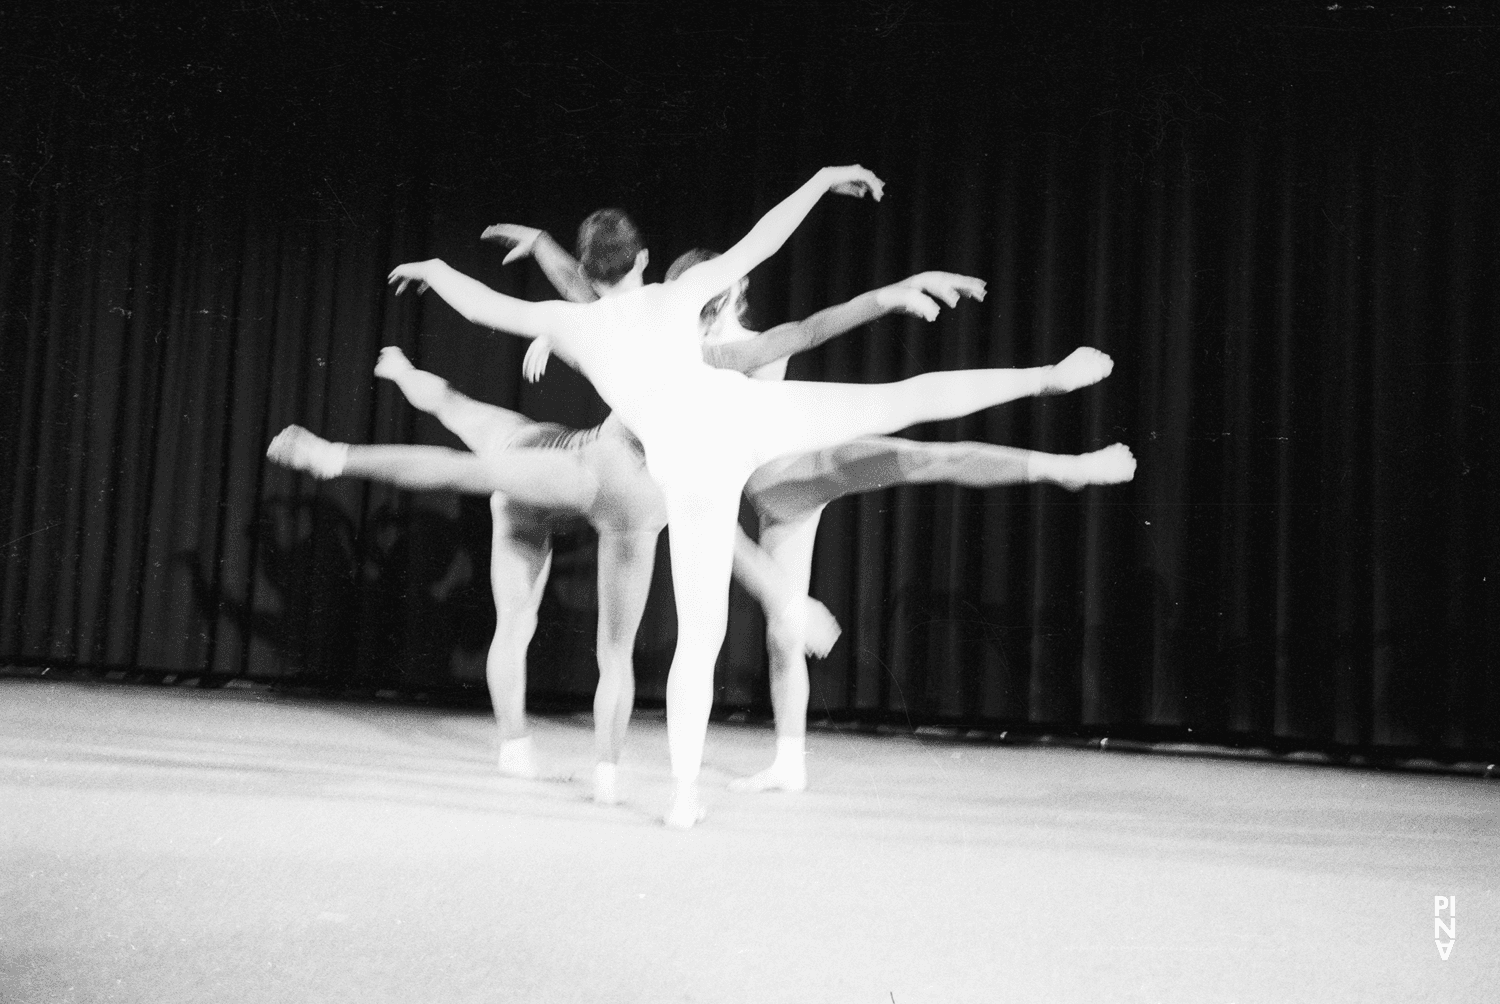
<box><xmin>266</xmin><ymin>425</ymin><xmax>347</xmax><ymax>479</ymax></box>
<box><xmin>728</xmin><ymin>758</ymin><xmax>807</xmax><ymax>793</ymax></box>
<box><xmin>497</xmin><ymin>735</ymin><xmax>540</xmax><ymax>779</ymax></box>
<box><xmin>664</xmin><ymin>780</ymin><xmax>707</xmax><ymax>829</ymax></box>
<box><xmin>593</xmin><ymin>762</ymin><xmax>620</xmax><ymax>805</ymax></box>
<box><xmin>1042</xmin><ymin>347</ymin><xmax>1114</xmax><ymax>394</ymax></box>
<box><xmin>374</xmin><ymin>346</ymin><xmax>451</xmax><ymax>412</ymax></box>
<box><xmin>1045</xmin><ymin>444</ymin><xmax>1137</xmax><ymax>491</ymax></box>
<box><xmin>801</xmin><ymin>598</ymin><xmax>842</xmax><ymax>659</ymax></box>
<box><xmin>372</xmin><ymin>344</ymin><xmax>414</xmax><ymax>379</ymax></box>
<box><xmin>768</xmin><ymin>597</ymin><xmax>842</xmax><ymax>660</ymax></box>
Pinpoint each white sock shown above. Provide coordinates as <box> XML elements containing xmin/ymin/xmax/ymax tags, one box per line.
<box><xmin>313</xmin><ymin>441</ymin><xmax>349</xmax><ymax>479</ymax></box>
<box><xmin>593</xmin><ymin>762</ymin><xmax>618</xmax><ymax>803</ymax></box>
<box><xmin>497</xmin><ymin>735</ymin><xmax>536</xmax><ymax>776</ymax></box>
<box><xmin>773</xmin><ymin>735</ymin><xmax>805</xmax><ymax>768</ymax></box>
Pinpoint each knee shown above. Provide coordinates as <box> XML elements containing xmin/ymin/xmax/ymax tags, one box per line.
<box><xmin>765</xmin><ymin>618</ymin><xmax>801</xmax><ymax>667</ymax></box>
<box><xmin>493</xmin><ymin>611</ymin><xmax>538</xmax><ymax>650</ymax></box>
<box><xmin>596</xmin><ymin>644</ymin><xmax>633</xmax><ymax>681</ymax></box>
<box><xmin>677</xmin><ymin>620</ymin><xmax>727</xmax><ymax>659</ymax></box>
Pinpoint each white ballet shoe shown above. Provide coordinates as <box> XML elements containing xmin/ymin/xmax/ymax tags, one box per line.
<box><xmin>1090</xmin><ymin>443</ymin><xmax>1136</xmax><ymax>484</ymax></box>
<box><xmin>266</xmin><ymin>425</ymin><xmax>347</xmax><ymax>479</ymax></box>
<box><xmin>663</xmin><ymin>780</ymin><xmax>707</xmax><ymax>830</ymax></box>
<box><xmin>1050</xmin><ymin>443</ymin><xmax>1137</xmax><ymax>491</ymax></box>
<box><xmin>593</xmin><ymin>762</ymin><xmax>620</xmax><ymax>805</ymax></box>
<box><xmin>1043</xmin><ymin>346</ymin><xmax>1114</xmax><ymax>394</ymax></box>
<box><xmin>497</xmin><ymin>735</ymin><xmax>540</xmax><ymax>779</ymax></box>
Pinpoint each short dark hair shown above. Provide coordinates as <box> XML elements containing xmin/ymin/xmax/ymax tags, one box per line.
<box><xmin>666</xmin><ymin>247</ymin><xmax>747</xmax><ymax>329</ymax></box>
<box><xmin>577</xmin><ymin>209</ymin><xmax>644</xmax><ymax>286</ymax></box>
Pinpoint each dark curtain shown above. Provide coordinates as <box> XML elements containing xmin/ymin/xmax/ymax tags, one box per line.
<box><xmin>2</xmin><ymin>5</ymin><xmax>1496</xmax><ymax>753</ymax></box>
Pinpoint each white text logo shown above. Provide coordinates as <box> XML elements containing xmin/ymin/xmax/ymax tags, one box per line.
<box><xmin>1434</xmin><ymin>895</ymin><xmax>1456</xmax><ymax>960</ymax></box>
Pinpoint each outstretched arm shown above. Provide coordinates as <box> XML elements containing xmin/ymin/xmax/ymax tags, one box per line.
<box><xmin>702</xmin><ymin>271</ymin><xmax>987</xmax><ymax>374</ymax></box>
<box><xmin>388</xmin><ymin>259</ymin><xmax>563</xmax><ymax>341</ymax></box>
<box><xmin>481</xmin><ymin>224</ymin><xmax>599</xmax><ymax>304</ymax></box>
<box><xmin>481</xmin><ymin>226</ymin><xmax>598</xmax><ymax>381</ymax></box>
<box><xmin>672</xmin><ymin>165</ymin><xmax>885</xmax><ymax>309</ymax></box>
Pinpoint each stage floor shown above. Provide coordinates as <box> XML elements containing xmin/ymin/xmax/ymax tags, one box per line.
<box><xmin>1</xmin><ymin>678</ymin><xmax>1495</xmax><ymax>1003</ymax></box>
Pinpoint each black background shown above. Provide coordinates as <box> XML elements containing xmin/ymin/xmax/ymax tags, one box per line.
<box><xmin>3</xmin><ymin>2</ymin><xmax>1497</xmax><ymax>755</ymax></box>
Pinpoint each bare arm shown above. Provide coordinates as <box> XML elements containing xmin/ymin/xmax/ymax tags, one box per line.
<box><xmin>481</xmin><ymin>224</ymin><xmax>598</xmax><ymax>304</ymax></box>
<box><xmin>480</xmin><ymin>226</ymin><xmax>598</xmax><ymax>381</ymax></box>
<box><xmin>388</xmin><ymin>259</ymin><xmax>562</xmax><ymax>341</ymax></box>
<box><xmin>672</xmin><ymin>165</ymin><xmax>885</xmax><ymax>309</ymax></box>
<box><xmin>702</xmin><ymin>271</ymin><xmax>987</xmax><ymax>374</ymax></box>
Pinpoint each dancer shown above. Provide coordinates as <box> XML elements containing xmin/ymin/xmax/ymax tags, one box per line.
<box><xmin>486</xmin><ymin>228</ymin><xmax>1135</xmax><ymax>793</ymax></box>
<box><xmin>266</xmin><ymin>351</ymin><xmax>836</xmax><ymax>804</ymax></box>
<box><xmin>388</xmin><ymin>164</ymin><xmax>1117</xmax><ymax>827</ymax></box>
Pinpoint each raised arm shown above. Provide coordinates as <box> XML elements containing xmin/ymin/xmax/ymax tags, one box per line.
<box><xmin>702</xmin><ymin>271</ymin><xmax>987</xmax><ymax>375</ymax></box>
<box><xmin>388</xmin><ymin>259</ymin><xmax>562</xmax><ymax>341</ymax></box>
<box><xmin>671</xmin><ymin>165</ymin><xmax>885</xmax><ymax>309</ymax></box>
<box><xmin>481</xmin><ymin>224</ymin><xmax>599</xmax><ymax>305</ymax></box>
<box><xmin>482</xmin><ymin>226</ymin><xmax>599</xmax><ymax>381</ymax></box>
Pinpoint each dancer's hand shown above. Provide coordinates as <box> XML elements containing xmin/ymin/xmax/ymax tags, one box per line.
<box><xmin>822</xmin><ymin>165</ymin><xmax>885</xmax><ymax>201</ymax></box>
<box><xmin>522</xmin><ymin>337</ymin><xmax>553</xmax><ymax>382</ymax></box>
<box><xmin>899</xmin><ymin>271</ymin><xmax>987</xmax><ymax>308</ymax></box>
<box><xmin>387</xmin><ymin>260</ymin><xmax>440</xmax><ymax>296</ymax></box>
<box><xmin>876</xmin><ymin>286</ymin><xmax>943</xmax><ymax>321</ymax></box>
<box><xmin>481</xmin><ymin>224</ymin><xmax>543</xmax><ymax>265</ymax></box>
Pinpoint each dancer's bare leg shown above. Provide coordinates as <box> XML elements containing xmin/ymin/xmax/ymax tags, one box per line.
<box><xmin>729</xmin><ymin>526</ymin><xmax>840</xmax><ymax>659</ymax></box>
<box><xmin>590</xmin><ymin>529</ymin><xmax>657</xmax><ymax>804</ymax></box>
<box><xmin>729</xmin><ymin>439</ymin><xmax>1137</xmax><ymax>792</ymax></box>
<box><xmin>729</xmin><ymin>508</ymin><xmax>823</xmax><ymax>793</ymax></box>
<box><xmin>373</xmin><ymin>348</ymin><xmax>559</xmax><ymax>773</ymax></box>
<box><xmin>267</xmin><ymin>426</ymin><xmax>600</xmax><ymax>509</ymax></box>
<box><xmin>749</xmin><ymin>439</ymin><xmax>1137</xmax><ymax>525</ymax></box>
<box><xmin>375</xmin><ymin>346</ymin><xmax>530</xmax><ymax>454</ymax></box>
<box><xmin>488</xmin><ymin>497</ymin><xmax>554</xmax><ymax>777</ymax></box>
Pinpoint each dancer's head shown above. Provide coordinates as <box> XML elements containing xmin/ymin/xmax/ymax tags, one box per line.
<box><xmin>666</xmin><ymin>248</ymin><xmax>749</xmax><ymax>335</ymax></box>
<box><xmin>577</xmin><ymin>209</ymin><xmax>648</xmax><ymax>296</ymax></box>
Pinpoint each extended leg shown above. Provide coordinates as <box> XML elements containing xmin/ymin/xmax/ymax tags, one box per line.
<box><xmin>487</xmin><ymin>497</ymin><xmax>554</xmax><ymax>777</ymax></box>
<box><xmin>746</xmin><ymin>437</ymin><xmax>1137</xmax><ymax>526</ymax></box>
<box><xmin>590</xmin><ymin>529</ymin><xmax>658</xmax><ymax>803</ymax></box>
<box><xmin>375</xmin><ymin>346</ymin><xmax>531</xmax><ymax>455</ymax></box>
<box><xmin>731</xmin><ymin>437</ymin><xmax>1135</xmax><ymax>792</ymax></box>
<box><xmin>751</xmin><ymin>348</ymin><xmax>1114</xmax><ymax>465</ymax></box>
<box><xmin>267</xmin><ymin>426</ymin><xmax>601</xmax><ymax>510</ymax></box>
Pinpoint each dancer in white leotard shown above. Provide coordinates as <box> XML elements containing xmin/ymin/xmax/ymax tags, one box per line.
<box><xmin>388</xmin><ymin>165</ymin><xmax>1117</xmax><ymax>827</ymax></box>
<box><xmin>489</xmin><ymin>228</ymin><xmax>1135</xmax><ymax>794</ymax></box>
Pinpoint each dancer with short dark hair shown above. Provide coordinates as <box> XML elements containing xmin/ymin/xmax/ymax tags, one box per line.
<box><xmin>486</xmin><ymin>225</ymin><xmax>1134</xmax><ymax>793</ymax></box>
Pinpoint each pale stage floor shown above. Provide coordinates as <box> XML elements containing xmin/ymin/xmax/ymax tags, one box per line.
<box><xmin>1</xmin><ymin>678</ymin><xmax>1495</xmax><ymax>1003</ymax></box>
